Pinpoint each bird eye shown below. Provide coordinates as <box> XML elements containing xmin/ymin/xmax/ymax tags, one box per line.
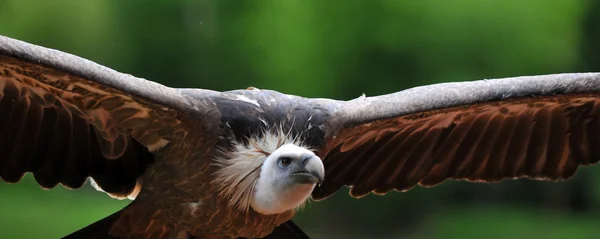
<box><xmin>278</xmin><ymin>157</ymin><xmax>292</xmax><ymax>168</ymax></box>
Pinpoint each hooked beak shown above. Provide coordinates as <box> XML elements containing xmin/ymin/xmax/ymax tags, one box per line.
<box><xmin>291</xmin><ymin>154</ymin><xmax>325</xmax><ymax>185</ymax></box>
<box><xmin>291</xmin><ymin>171</ymin><xmax>324</xmax><ymax>185</ymax></box>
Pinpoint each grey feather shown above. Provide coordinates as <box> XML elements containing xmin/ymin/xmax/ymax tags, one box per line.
<box><xmin>0</xmin><ymin>35</ymin><xmax>201</xmax><ymax>112</ymax></box>
<box><xmin>336</xmin><ymin>73</ymin><xmax>600</xmax><ymax>127</ymax></box>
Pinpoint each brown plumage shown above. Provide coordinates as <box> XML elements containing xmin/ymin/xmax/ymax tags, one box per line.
<box><xmin>2</xmin><ymin>34</ymin><xmax>600</xmax><ymax>239</ymax></box>
<box><xmin>314</xmin><ymin>94</ymin><xmax>600</xmax><ymax>199</ymax></box>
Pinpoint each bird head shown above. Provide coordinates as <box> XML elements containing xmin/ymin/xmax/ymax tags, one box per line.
<box><xmin>250</xmin><ymin>144</ymin><xmax>324</xmax><ymax>215</ymax></box>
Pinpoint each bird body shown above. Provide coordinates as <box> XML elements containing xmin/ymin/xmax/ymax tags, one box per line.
<box><xmin>75</xmin><ymin>88</ymin><xmax>332</xmax><ymax>238</ymax></box>
<box><xmin>2</xmin><ymin>34</ymin><xmax>600</xmax><ymax>238</ymax></box>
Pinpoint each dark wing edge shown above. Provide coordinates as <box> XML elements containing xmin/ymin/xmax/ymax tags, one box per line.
<box><xmin>312</xmin><ymin>72</ymin><xmax>600</xmax><ymax>200</ymax></box>
<box><xmin>0</xmin><ymin>35</ymin><xmax>209</xmax><ymax>199</ymax></box>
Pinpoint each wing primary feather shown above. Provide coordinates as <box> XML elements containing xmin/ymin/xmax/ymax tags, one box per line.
<box><xmin>88</xmin><ymin>126</ymin><xmax>108</xmax><ymax>185</ymax></box>
<box><xmin>483</xmin><ymin>110</ymin><xmax>519</xmax><ymax>181</ymax></box>
<box><xmin>349</xmin><ymin>132</ymin><xmax>398</xmax><ymax>196</ymax></box>
<box><xmin>418</xmin><ymin>113</ymin><xmax>477</xmax><ymax>185</ymax></box>
<box><xmin>393</xmin><ymin>124</ymin><xmax>440</xmax><ymax>190</ymax></box>
<box><xmin>331</xmin><ymin>138</ymin><xmax>376</xmax><ymax>185</ymax></box>
<box><xmin>584</xmin><ymin>99</ymin><xmax>600</xmax><ymax>165</ymax></box>
<box><xmin>377</xmin><ymin>123</ymin><xmax>428</xmax><ymax>190</ymax></box>
<box><xmin>345</xmin><ymin>140</ymin><xmax>382</xmax><ymax>195</ymax></box>
<box><xmin>30</xmin><ymin>107</ymin><xmax>58</xmax><ymax>173</ymax></box>
<box><xmin>317</xmin><ymin>92</ymin><xmax>600</xmax><ymax>199</ymax></box>
<box><xmin>34</xmin><ymin>104</ymin><xmax>72</xmax><ymax>189</ymax></box>
<box><xmin>0</xmin><ymin>37</ymin><xmax>185</xmax><ymax>204</ymax></box>
<box><xmin>61</xmin><ymin>114</ymin><xmax>92</xmax><ymax>189</ymax></box>
<box><xmin>585</xmin><ymin>116</ymin><xmax>600</xmax><ymax>165</ymax></box>
<box><xmin>419</xmin><ymin>120</ymin><xmax>457</xmax><ymax>186</ymax></box>
<box><xmin>357</xmin><ymin>124</ymin><xmax>418</xmax><ymax>194</ymax></box>
<box><xmin>0</xmin><ymin>81</ymin><xmax>19</xmax><ymax>174</ymax></box>
<box><xmin>89</xmin><ymin>133</ymin><xmax>152</xmax><ymax>197</ymax></box>
<box><xmin>447</xmin><ymin>111</ymin><xmax>492</xmax><ymax>179</ymax></box>
<box><xmin>504</xmin><ymin>108</ymin><xmax>535</xmax><ymax>177</ymax></box>
<box><xmin>464</xmin><ymin>111</ymin><xmax>503</xmax><ymax>181</ymax></box>
<box><xmin>94</xmin><ymin>150</ymin><xmax>128</xmax><ymax>196</ymax></box>
<box><xmin>542</xmin><ymin>105</ymin><xmax>568</xmax><ymax>180</ymax></box>
<box><xmin>401</xmin><ymin>123</ymin><xmax>449</xmax><ymax>188</ymax></box>
<box><xmin>315</xmin><ymin>139</ymin><xmax>378</xmax><ymax>199</ymax></box>
<box><xmin>0</xmin><ymin>95</ymin><xmax>29</xmax><ymax>182</ymax></box>
<box><xmin>2</xmin><ymin>97</ymin><xmax>40</xmax><ymax>183</ymax></box>
<box><xmin>319</xmin><ymin>147</ymin><xmax>351</xmax><ymax>177</ymax></box>
<box><xmin>565</xmin><ymin>101</ymin><xmax>592</xmax><ymax>165</ymax></box>
<box><xmin>523</xmin><ymin>107</ymin><xmax>551</xmax><ymax>178</ymax></box>
<box><xmin>312</xmin><ymin>151</ymin><xmax>348</xmax><ymax>200</ymax></box>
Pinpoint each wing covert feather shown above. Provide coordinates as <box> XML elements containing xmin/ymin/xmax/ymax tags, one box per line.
<box><xmin>0</xmin><ymin>35</ymin><xmax>209</xmax><ymax>198</ymax></box>
<box><xmin>314</xmin><ymin>73</ymin><xmax>600</xmax><ymax>200</ymax></box>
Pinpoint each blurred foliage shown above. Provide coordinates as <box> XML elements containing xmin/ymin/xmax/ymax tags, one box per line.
<box><xmin>1</xmin><ymin>0</ymin><xmax>600</xmax><ymax>238</ymax></box>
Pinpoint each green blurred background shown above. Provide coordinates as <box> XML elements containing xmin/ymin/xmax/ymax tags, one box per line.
<box><xmin>2</xmin><ymin>0</ymin><xmax>600</xmax><ymax>238</ymax></box>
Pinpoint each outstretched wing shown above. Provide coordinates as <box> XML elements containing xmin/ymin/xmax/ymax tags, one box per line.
<box><xmin>0</xmin><ymin>35</ymin><xmax>197</xmax><ymax>199</ymax></box>
<box><xmin>313</xmin><ymin>73</ymin><xmax>600</xmax><ymax>200</ymax></box>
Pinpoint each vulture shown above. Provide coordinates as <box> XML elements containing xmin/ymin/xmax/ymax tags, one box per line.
<box><xmin>1</xmin><ymin>34</ymin><xmax>600</xmax><ymax>239</ymax></box>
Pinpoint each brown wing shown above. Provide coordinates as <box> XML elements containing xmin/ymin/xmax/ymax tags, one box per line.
<box><xmin>0</xmin><ymin>35</ymin><xmax>200</xmax><ymax>199</ymax></box>
<box><xmin>312</xmin><ymin>73</ymin><xmax>600</xmax><ymax>200</ymax></box>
